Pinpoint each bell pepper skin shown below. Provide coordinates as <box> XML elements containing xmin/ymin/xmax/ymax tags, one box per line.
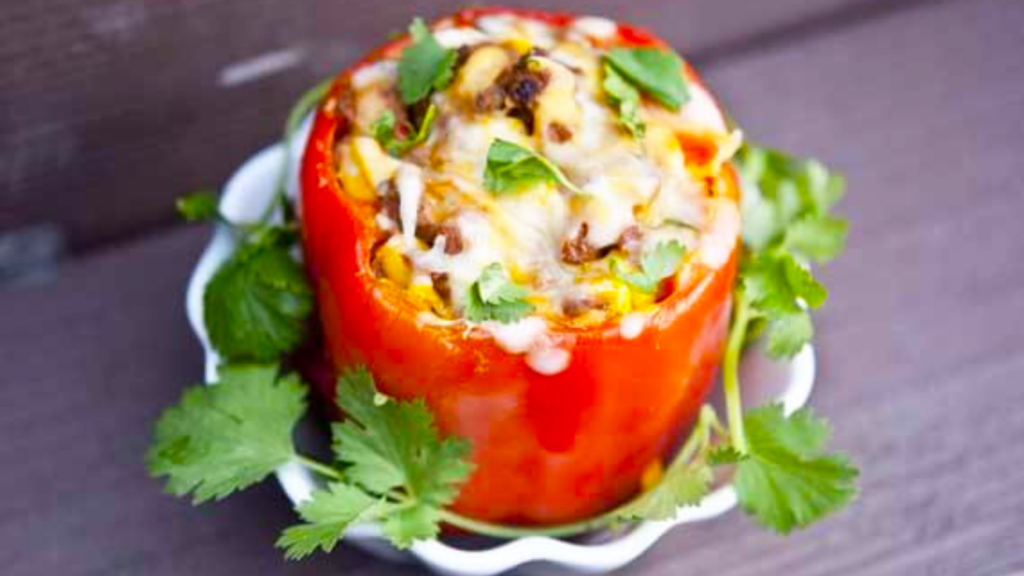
<box><xmin>300</xmin><ymin>8</ymin><xmax>740</xmax><ymax>525</ymax></box>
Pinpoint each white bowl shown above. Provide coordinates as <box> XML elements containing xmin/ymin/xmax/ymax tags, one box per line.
<box><xmin>184</xmin><ymin>124</ymin><xmax>816</xmax><ymax>576</ymax></box>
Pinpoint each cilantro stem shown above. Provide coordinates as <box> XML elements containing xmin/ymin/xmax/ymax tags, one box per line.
<box><xmin>295</xmin><ymin>455</ymin><xmax>344</xmax><ymax>481</ymax></box>
<box><xmin>723</xmin><ymin>290</ymin><xmax>751</xmax><ymax>454</ymax></box>
<box><xmin>258</xmin><ymin>78</ymin><xmax>334</xmax><ymax>227</ymax></box>
<box><xmin>436</xmin><ymin>508</ymin><xmax>615</xmax><ymax>539</ymax></box>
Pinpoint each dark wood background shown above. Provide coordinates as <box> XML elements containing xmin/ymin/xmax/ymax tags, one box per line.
<box><xmin>2</xmin><ymin>0</ymin><xmax>1023</xmax><ymax>574</ymax></box>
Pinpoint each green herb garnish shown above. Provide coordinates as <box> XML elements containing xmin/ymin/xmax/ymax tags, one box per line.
<box><xmin>611</xmin><ymin>240</ymin><xmax>686</xmax><ymax>293</ymax></box>
<box><xmin>604</xmin><ymin>47</ymin><xmax>689</xmax><ymax>110</ymax></box>
<box><xmin>279</xmin><ymin>367</ymin><xmax>474</xmax><ymax>556</ymax></box>
<box><xmin>615</xmin><ymin>406</ymin><xmax>718</xmax><ymax>521</ymax></box>
<box><xmin>717</xmin><ymin>144</ymin><xmax>858</xmax><ymax>533</ymax></box>
<box><xmin>464</xmin><ymin>263</ymin><xmax>534</xmax><ymax>323</ymax></box>
<box><xmin>203</xmin><ymin>229</ymin><xmax>313</xmax><ymax>362</ymax></box>
<box><xmin>737</xmin><ymin>145</ymin><xmax>848</xmax><ymax>258</ymax></box>
<box><xmin>146</xmin><ymin>364</ymin><xmax>306</xmax><ymax>503</ymax></box>
<box><xmin>277</xmin><ymin>482</ymin><xmax>385</xmax><ymax>559</ymax></box>
<box><xmin>398</xmin><ymin>18</ymin><xmax>458</xmax><ymax>105</ymax></box>
<box><xmin>483</xmin><ymin>139</ymin><xmax>584</xmax><ymax>195</ymax></box>
<box><xmin>602</xmin><ymin>63</ymin><xmax>645</xmax><ymax>139</ymax></box>
<box><xmin>175</xmin><ymin>192</ymin><xmax>221</xmax><ymax>223</ymax></box>
<box><xmin>726</xmin><ymin>405</ymin><xmax>858</xmax><ymax>533</ymax></box>
<box><xmin>371</xmin><ymin>103</ymin><xmax>439</xmax><ymax>157</ymax></box>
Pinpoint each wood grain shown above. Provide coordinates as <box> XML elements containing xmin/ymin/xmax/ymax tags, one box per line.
<box><xmin>1</xmin><ymin>0</ymin><xmax>1023</xmax><ymax>574</ymax></box>
<box><xmin>1</xmin><ymin>0</ymin><xmax>916</xmax><ymax>254</ymax></box>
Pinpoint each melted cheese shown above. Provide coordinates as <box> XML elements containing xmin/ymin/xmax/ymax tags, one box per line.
<box><xmin>395</xmin><ymin>163</ymin><xmax>424</xmax><ymax>248</ymax></box>
<box><xmin>340</xmin><ymin>14</ymin><xmax>741</xmax><ymax>328</ymax></box>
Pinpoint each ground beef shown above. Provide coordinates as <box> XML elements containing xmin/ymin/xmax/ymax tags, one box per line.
<box><xmin>380</xmin><ymin>183</ymin><xmax>401</xmax><ymax>224</ymax></box>
<box><xmin>562</xmin><ymin>293</ymin><xmax>605</xmax><ymax>317</ymax></box>
<box><xmin>431</xmin><ymin>272</ymin><xmax>451</xmax><ymax>302</ymax></box>
<box><xmin>546</xmin><ymin>122</ymin><xmax>573</xmax><ymax>143</ymax></box>
<box><xmin>379</xmin><ymin>183</ymin><xmax>440</xmax><ymax>243</ymax></box>
<box><xmin>439</xmin><ymin>221</ymin><xmax>464</xmax><ymax>255</ymax></box>
<box><xmin>476</xmin><ymin>54</ymin><xmax>552</xmax><ymax>134</ymax></box>
<box><xmin>405</xmin><ymin>98</ymin><xmax>432</xmax><ymax>132</ymax></box>
<box><xmin>617</xmin><ymin>225</ymin><xmax>644</xmax><ymax>260</ymax></box>
<box><xmin>455</xmin><ymin>45</ymin><xmax>473</xmax><ymax>69</ymax></box>
<box><xmin>475</xmin><ymin>86</ymin><xmax>505</xmax><ymax>113</ymax></box>
<box><xmin>561</xmin><ymin>223</ymin><xmax>599</xmax><ymax>264</ymax></box>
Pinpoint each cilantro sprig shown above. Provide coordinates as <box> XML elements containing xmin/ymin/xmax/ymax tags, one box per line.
<box><xmin>722</xmin><ymin>405</ymin><xmax>858</xmax><ymax>533</ymax></box>
<box><xmin>610</xmin><ymin>240</ymin><xmax>686</xmax><ymax>293</ymax></box>
<box><xmin>398</xmin><ymin>18</ymin><xmax>457</xmax><ymax>105</ymax></box>
<box><xmin>715</xmin><ymin>144</ymin><xmax>859</xmax><ymax>532</ymax></box>
<box><xmin>371</xmin><ymin>103</ymin><xmax>439</xmax><ymax>157</ymax></box>
<box><xmin>483</xmin><ymin>139</ymin><xmax>584</xmax><ymax>195</ymax></box>
<box><xmin>615</xmin><ymin>406</ymin><xmax>718</xmax><ymax>521</ymax></box>
<box><xmin>177</xmin><ymin>79</ymin><xmax>329</xmax><ymax>362</ymax></box>
<box><xmin>277</xmin><ymin>368</ymin><xmax>474</xmax><ymax>557</ymax></box>
<box><xmin>465</xmin><ymin>263</ymin><xmax>535</xmax><ymax>323</ymax></box>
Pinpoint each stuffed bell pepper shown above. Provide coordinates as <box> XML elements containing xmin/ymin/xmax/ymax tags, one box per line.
<box><xmin>150</xmin><ymin>6</ymin><xmax>858</xmax><ymax>560</ymax></box>
<box><xmin>301</xmin><ymin>8</ymin><xmax>742</xmax><ymax>525</ymax></box>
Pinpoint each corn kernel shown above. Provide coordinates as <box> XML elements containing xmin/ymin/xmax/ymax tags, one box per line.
<box><xmin>408</xmin><ymin>283</ymin><xmax>444</xmax><ymax>313</ymax></box>
<box><xmin>601</xmin><ymin>278</ymin><xmax>633</xmax><ymax>315</ymax></box>
<box><xmin>337</xmin><ymin>142</ymin><xmax>376</xmax><ymax>200</ymax></box>
<box><xmin>641</xmin><ymin>459</ymin><xmax>664</xmax><ymax>491</ymax></box>
<box><xmin>352</xmin><ymin>136</ymin><xmax>400</xmax><ymax>188</ymax></box>
<box><xmin>377</xmin><ymin>243</ymin><xmax>411</xmax><ymax>287</ymax></box>
<box><xmin>455</xmin><ymin>46</ymin><xmax>513</xmax><ymax>99</ymax></box>
<box><xmin>508</xmin><ymin>37</ymin><xmax>532</xmax><ymax>55</ymax></box>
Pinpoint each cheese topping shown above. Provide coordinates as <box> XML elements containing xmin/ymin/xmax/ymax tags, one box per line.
<box><xmin>334</xmin><ymin>14</ymin><xmax>740</xmax><ymax>331</ymax></box>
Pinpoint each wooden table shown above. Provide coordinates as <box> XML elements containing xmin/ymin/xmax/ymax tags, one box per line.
<box><xmin>2</xmin><ymin>0</ymin><xmax>1023</xmax><ymax>574</ymax></box>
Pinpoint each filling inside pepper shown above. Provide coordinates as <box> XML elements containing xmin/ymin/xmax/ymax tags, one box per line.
<box><xmin>333</xmin><ymin>13</ymin><xmax>742</xmax><ymax>327</ymax></box>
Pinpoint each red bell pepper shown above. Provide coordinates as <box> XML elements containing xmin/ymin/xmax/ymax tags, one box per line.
<box><xmin>300</xmin><ymin>7</ymin><xmax>740</xmax><ymax>525</ymax></box>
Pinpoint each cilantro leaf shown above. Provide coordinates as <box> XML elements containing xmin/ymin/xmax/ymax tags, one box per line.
<box><xmin>615</xmin><ymin>405</ymin><xmax>718</xmax><ymax>521</ymax></box>
<box><xmin>741</xmin><ymin>254</ymin><xmax>823</xmax><ymax>358</ymax></box>
<box><xmin>484</xmin><ymin>139</ymin><xmax>584</xmax><ymax>195</ymax></box>
<box><xmin>398</xmin><ymin>18</ymin><xmax>457</xmax><ymax>105</ymax></box>
<box><xmin>371</xmin><ymin>103</ymin><xmax>439</xmax><ymax>157</ymax></box>
<box><xmin>733</xmin><ymin>144</ymin><xmax>845</xmax><ymax>359</ymax></box>
<box><xmin>732</xmin><ymin>404</ymin><xmax>858</xmax><ymax>533</ymax></box>
<box><xmin>176</xmin><ymin>192</ymin><xmax>221</xmax><ymax>222</ymax></box>
<box><xmin>743</xmin><ymin>253</ymin><xmax>826</xmax><ymax>311</ymax></box>
<box><xmin>277</xmin><ymin>482</ymin><xmax>385</xmax><ymax>559</ymax></box>
<box><xmin>742</xmin><ymin>252</ymin><xmax>826</xmax><ymax>358</ymax></box>
<box><xmin>464</xmin><ymin>263</ymin><xmax>534</xmax><ymax>323</ymax></box>
<box><xmin>619</xmin><ymin>465</ymin><xmax>712</xmax><ymax>521</ymax></box>
<box><xmin>736</xmin><ymin>145</ymin><xmax>847</xmax><ymax>257</ymax></box>
<box><xmin>764</xmin><ymin>308</ymin><xmax>813</xmax><ymax>358</ymax></box>
<box><xmin>330</xmin><ymin>367</ymin><xmax>474</xmax><ymax>548</ymax></box>
<box><xmin>604</xmin><ymin>48</ymin><xmax>689</xmax><ymax>110</ymax></box>
<box><xmin>784</xmin><ymin>215</ymin><xmax>849</xmax><ymax>263</ymax></box>
<box><xmin>611</xmin><ymin>240</ymin><xmax>686</xmax><ymax>293</ymax></box>
<box><xmin>204</xmin><ymin>231</ymin><xmax>313</xmax><ymax>362</ymax></box>
<box><xmin>602</xmin><ymin>63</ymin><xmax>645</xmax><ymax>139</ymax></box>
<box><xmin>146</xmin><ymin>364</ymin><xmax>306</xmax><ymax>503</ymax></box>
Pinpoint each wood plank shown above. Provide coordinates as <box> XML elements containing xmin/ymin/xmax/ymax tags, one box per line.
<box><xmin>1</xmin><ymin>0</ymin><xmax>915</xmax><ymax>254</ymax></box>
